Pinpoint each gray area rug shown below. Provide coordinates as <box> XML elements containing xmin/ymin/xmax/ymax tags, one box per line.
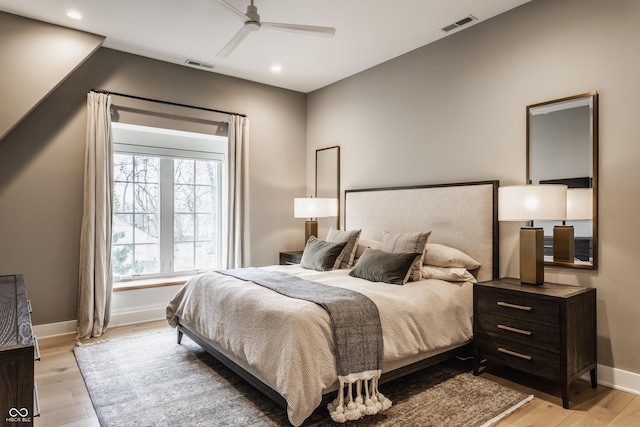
<box><xmin>74</xmin><ymin>331</ymin><xmax>532</xmax><ymax>427</ymax></box>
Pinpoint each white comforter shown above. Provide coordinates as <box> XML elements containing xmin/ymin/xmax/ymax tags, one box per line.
<box><xmin>166</xmin><ymin>265</ymin><xmax>473</xmax><ymax>426</ymax></box>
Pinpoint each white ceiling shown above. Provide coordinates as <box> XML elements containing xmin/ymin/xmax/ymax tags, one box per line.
<box><xmin>0</xmin><ymin>0</ymin><xmax>531</xmax><ymax>93</ymax></box>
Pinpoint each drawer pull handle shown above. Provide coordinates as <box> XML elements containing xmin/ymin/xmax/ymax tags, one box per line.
<box><xmin>497</xmin><ymin>301</ymin><xmax>532</xmax><ymax>311</ymax></box>
<box><xmin>497</xmin><ymin>324</ymin><xmax>532</xmax><ymax>335</ymax></box>
<box><xmin>497</xmin><ymin>347</ymin><xmax>532</xmax><ymax>360</ymax></box>
<box><xmin>33</xmin><ymin>335</ymin><xmax>41</xmax><ymax>361</ymax></box>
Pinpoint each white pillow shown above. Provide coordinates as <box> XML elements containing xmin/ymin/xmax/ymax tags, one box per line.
<box><xmin>354</xmin><ymin>238</ymin><xmax>382</xmax><ymax>262</ymax></box>
<box><xmin>421</xmin><ymin>265</ymin><xmax>477</xmax><ymax>283</ymax></box>
<box><xmin>326</xmin><ymin>227</ymin><xmax>361</xmax><ymax>269</ymax></box>
<box><xmin>381</xmin><ymin>231</ymin><xmax>431</xmax><ymax>281</ymax></box>
<box><xmin>424</xmin><ymin>243</ymin><xmax>481</xmax><ymax>270</ymax></box>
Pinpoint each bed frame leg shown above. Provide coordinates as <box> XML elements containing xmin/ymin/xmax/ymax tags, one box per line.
<box><xmin>177</xmin><ymin>329</ymin><xmax>183</xmax><ymax>344</ymax></box>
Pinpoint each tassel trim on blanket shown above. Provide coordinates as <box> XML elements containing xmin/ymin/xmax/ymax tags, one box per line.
<box><xmin>327</xmin><ymin>370</ymin><xmax>392</xmax><ymax>422</ymax></box>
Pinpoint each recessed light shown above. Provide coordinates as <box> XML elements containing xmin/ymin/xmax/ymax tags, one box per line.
<box><xmin>271</xmin><ymin>64</ymin><xmax>282</xmax><ymax>73</ymax></box>
<box><xmin>67</xmin><ymin>11</ymin><xmax>82</xmax><ymax>20</ymax></box>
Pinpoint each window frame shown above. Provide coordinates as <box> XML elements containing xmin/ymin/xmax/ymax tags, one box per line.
<box><xmin>112</xmin><ymin>123</ymin><xmax>227</xmax><ymax>282</ymax></box>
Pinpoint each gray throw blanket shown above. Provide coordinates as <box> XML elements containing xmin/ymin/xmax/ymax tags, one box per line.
<box><xmin>217</xmin><ymin>268</ymin><xmax>392</xmax><ymax>422</ymax></box>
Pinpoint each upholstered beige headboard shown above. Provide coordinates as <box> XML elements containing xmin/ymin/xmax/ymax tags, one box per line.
<box><xmin>344</xmin><ymin>181</ymin><xmax>499</xmax><ymax>282</ymax></box>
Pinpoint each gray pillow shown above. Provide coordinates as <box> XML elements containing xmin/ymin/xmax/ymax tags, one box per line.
<box><xmin>326</xmin><ymin>227</ymin><xmax>361</xmax><ymax>269</ymax></box>
<box><xmin>349</xmin><ymin>248</ymin><xmax>422</xmax><ymax>285</ymax></box>
<box><xmin>381</xmin><ymin>231</ymin><xmax>431</xmax><ymax>281</ymax></box>
<box><xmin>300</xmin><ymin>236</ymin><xmax>349</xmax><ymax>271</ymax></box>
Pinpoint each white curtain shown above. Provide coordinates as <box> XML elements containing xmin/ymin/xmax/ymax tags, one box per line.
<box><xmin>226</xmin><ymin>115</ymin><xmax>250</xmax><ymax>268</ymax></box>
<box><xmin>78</xmin><ymin>92</ymin><xmax>114</xmax><ymax>339</ymax></box>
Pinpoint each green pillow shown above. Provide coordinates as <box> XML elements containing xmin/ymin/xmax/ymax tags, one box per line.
<box><xmin>349</xmin><ymin>248</ymin><xmax>422</xmax><ymax>285</ymax></box>
<box><xmin>300</xmin><ymin>236</ymin><xmax>349</xmax><ymax>271</ymax></box>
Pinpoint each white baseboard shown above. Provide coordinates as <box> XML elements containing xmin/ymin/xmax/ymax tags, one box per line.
<box><xmin>108</xmin><ymin>284</ymin><xmax>180</xmax><ymax>328</ymax></box>
<box><xmin>109</xmin><ymin>306</ymin><xmax>166</xmax><ymax>328</ymax></box>
<box><xmin>592</xmin><ymin>364</ymin><xmax>640</xmax><ymax>397</ymax></box>
<box><xmin>32</xmin><ymin>320</ymin><xmax>78</xmax><ymax>338</ymax></box>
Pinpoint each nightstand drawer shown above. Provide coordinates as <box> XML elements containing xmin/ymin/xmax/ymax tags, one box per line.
<box><xmin>479</xmin><ymin>337</ymin><xmax>560</xmax><ymax>380</ymax></box>
<box><xmin>477</xmin><ymin>288</ymin><xmax>560</xmax><ymax>324</ymax></box>
<box><xmin>476</xmin><ymin>311</ymin><xmax>560</xmax><ymax>351</ymax></box>
<box><xmin>279</xmin><ymin>251</ymin><xmax>303</xmax><ymax>265</ymax></box>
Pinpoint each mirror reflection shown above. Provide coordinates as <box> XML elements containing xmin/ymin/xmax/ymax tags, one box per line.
<box><xmin>527</xmin><ymin>92</ymin><xmax>598</xmax><ymax>269</ymax></box>
<box><xmin>316</xmin><ymin>146</ymin><xmax>340</xmax><ymax>234</ymax></box>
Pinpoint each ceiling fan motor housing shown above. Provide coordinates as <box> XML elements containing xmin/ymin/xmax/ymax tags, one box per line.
<box><xmin>246</xmin><ymin>4</ymin><xmax>260</xmax><ymax>23</ymax></box>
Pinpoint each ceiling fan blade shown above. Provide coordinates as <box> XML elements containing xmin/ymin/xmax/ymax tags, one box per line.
<box><xmin>261</xmin><ymin>22</ymin><xmax>335</xmax><ymax>38</ymax></box>
<box><xmin>211</xmin><ymin>0</ymin><xmax>249</xmax><ymax>22</ymax></box>
<box><xmin>216</xmin><ymin>23</ymin><xmax>257</xmax><ymax>58</ymax></box>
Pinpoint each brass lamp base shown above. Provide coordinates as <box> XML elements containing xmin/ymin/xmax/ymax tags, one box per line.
<box><xmin>304</xmin><ymin>220</ymin><xmax>318</xmax><ymax>245</ymax></box>
<box><xmin>520</xmin><ymin>227</ymin><xmax>544</xmax><ymax>285</ymax></box>
<box><xmin>553</xmin><ymin>225</ymin><xmax>575</xmax><ymax>263</ymax></box>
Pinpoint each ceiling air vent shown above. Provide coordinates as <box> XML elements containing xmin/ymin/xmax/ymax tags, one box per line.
<box><xmin>185</xmin><ymin>59</ymin><xmax>214</xmax><ymax>69</ymax></box>
<box><xmin>441</xmin><ymin>15</ymin><xmax>477</xmax><ymax>33</ymax></box>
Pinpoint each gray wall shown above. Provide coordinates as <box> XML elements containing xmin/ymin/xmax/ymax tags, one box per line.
<box><xmin>0</xmin><ymin>45</ymin><xmax>307</xmax><ymax>325</ymax></box>
<box><xmin>0</xmin><ymin>12</ymin><xmax>104</xmax><ymax>139</ymax></box>
<box><xmin>307</xmin><ymin>0</ymin><xmax>640</xmax><ymax>374</ymax></box>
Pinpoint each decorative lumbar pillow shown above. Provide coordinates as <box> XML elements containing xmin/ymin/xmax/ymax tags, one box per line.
<box><xmin>326</xmin><ymin>227</ymin><xmax>361</xmax><ymax>269</ymax></box>
<box><xmin>300</xmin><ymin>236</ymin><xmax>349</xmax><ymax>271</ymax></box>
<box><xmin>381</xmin><ymin>231</ymin><xmax>431</xmax><ymax>281</ymax></box>
<box><xmin>424</xmin><ymin>243</ymin><xmax>481</xmax><ymax>270</ymax></box>
<box><xmin>349</xmin><ymin>248</ymin><xmax>422</xmax><ymax>285</ymax></box>
<box><xmin>421</xmin><ymin>265</ymin><xmax>477</xmax><ymax>283</ymax></box>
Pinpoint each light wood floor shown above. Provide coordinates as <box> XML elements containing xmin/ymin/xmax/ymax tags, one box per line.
<box><xmin>34</xmin><ymin>320</ymin><xmax>640</xmax><ymax>426</ymax></box>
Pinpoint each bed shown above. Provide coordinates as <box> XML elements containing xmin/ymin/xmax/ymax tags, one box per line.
<box><xmin>166</xmin><ymin>180</ymin><xmax>499</xmax><ymax>426</ymax></box>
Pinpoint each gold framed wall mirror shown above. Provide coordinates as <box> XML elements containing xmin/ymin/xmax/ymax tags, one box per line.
<box><xmin>526</xmin><ymin>92</ymin><xmax>598</xmax><ymax>269</ymax></box>
<box><xmin>315</xmin><ymin>146</ymin><xmax>340</xmax><ymax>236</ymax></box>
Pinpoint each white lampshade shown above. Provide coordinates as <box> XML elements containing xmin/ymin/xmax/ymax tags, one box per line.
<box><xmin>499</xmin><ymin>185</ymin><xmax>567</xmax><ymax>221</ymax></box>
<box><xmin>327</xmin><ymin>198</ymin><xmax>339</xmax><ymax>217</ymax></box>
<box><xmin>294</xmin><ymin>198</ymin><xmax>337</xmax><ymax>219</ymax></box>
<box><xmin>566</xmin><ymin>188</ymin><xmax>593</xmax><ymax>220</ymax></box>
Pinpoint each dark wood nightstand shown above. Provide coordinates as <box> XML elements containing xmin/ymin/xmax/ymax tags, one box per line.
<box><xmin>473</xmin><ymin>278</ymin><xmax>596</xmax><ymax>409</ymax></box>
<box><xmin>279</xmin><ymin>251</ymin><xmax>304</xmax><ymax>265</ymax></box>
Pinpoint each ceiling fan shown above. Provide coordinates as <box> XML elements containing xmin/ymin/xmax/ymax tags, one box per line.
<box><xmin>212</xmin><ymin>0</ymin><xmax>336</xmax><ymax>58</ymax></box>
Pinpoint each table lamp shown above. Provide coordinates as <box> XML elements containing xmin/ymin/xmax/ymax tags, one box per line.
<box><xmin>294</xmin><ymin>197</ymin><xmax>338</xmax><ymax>245</ymax></box>
<box><xmin>499</xmin><ymin>185</ymin><xmax>567</xmax><ymax>285</ymax></box>
<box><xmin>554</xmin><ymin>188</ymin><xmax>593</xmax><ymax>262</ymax></box>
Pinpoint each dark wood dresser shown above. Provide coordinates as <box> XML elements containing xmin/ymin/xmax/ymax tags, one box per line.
<box><xmin>1</xmin><ymin>274</ymin><xmax>39</xmax><ymax>425</ymax></box>
<box><xmin>473</xmin><ymin>278</ymin><xmax>596</xmax><ymax>409</ymax></box>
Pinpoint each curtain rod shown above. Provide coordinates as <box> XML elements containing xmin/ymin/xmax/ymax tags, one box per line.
<box><xmin>90</xmin><ymin>89</ymin><xmax>247</xmax><ymax>118</ymax></box>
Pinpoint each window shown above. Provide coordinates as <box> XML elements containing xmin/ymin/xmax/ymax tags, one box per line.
<box><xmin>112</xmin><ymin>153</ymin><xmax>161</xmax><ymax>277</ymax></box>
<box><xmin>111</xmin><ymin>123</ymin><xmax>227</xmax><ymax>281</ymax></box>
<box><xmin>173</xmin><ymin>158</ymin><xmax>219</xmax><ymax>271</ymax></box>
